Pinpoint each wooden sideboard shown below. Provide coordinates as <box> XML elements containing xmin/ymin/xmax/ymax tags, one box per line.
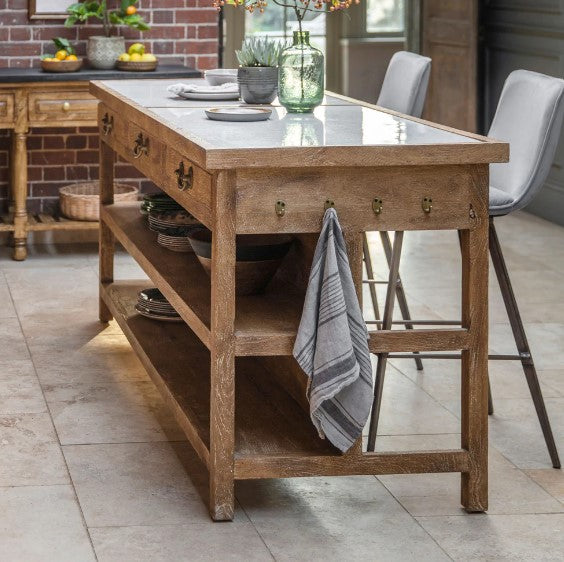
<box><xmin>0</xmin><ymin>66</ymin><xmax>199</xmax><ymax>260</ymax></box>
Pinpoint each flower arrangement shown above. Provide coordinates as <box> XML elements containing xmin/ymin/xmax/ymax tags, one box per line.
<box><xmin>213</xmin><ymin>0</ymin><xmax>359</xmax><ymax>36</ymax></box>
<box><xmin>65</xmin><ymin>1</ymin><xmax>150</xmax><ymax>37</ymax></box>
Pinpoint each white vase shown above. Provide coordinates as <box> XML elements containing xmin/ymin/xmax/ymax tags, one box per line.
<box><xmin>87</xmin><ymin>36</ymin><xmax>125</xmax><ymax>70</ymax></box>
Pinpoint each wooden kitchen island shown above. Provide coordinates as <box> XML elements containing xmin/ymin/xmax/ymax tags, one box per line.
<box><xmin>90</xmin><ymin>79</ymin><xmax>508</xmax><ymax>521</ymax></box>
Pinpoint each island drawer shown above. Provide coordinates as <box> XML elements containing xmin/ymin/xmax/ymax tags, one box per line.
<box><xmin>161</xmin><ymin>147</ymin><xmax>212</xmax><ymax>227</ymax></box>
<box><xmin>29</xmin><ymin>91</ymin><xmax>98</xmax><ymax>124</ymax></box>
<box><xmin>0</xmin><ymin>93</ymin><xmax>15</xmax><ymax>125</ymax></box>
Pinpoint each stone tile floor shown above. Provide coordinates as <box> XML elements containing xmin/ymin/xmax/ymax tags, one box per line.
<box><xmin>0</xmin><ymin>210</ymin><xmax>563</xmax><ymax>561</ymax></box>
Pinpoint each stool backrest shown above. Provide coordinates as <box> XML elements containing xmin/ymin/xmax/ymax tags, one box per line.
<box><xmin>489</xmin><ymin>70</ymin><xmax>564</xmax><ymax>213</ymax></box>
<box><xmin>377</xmin><ymin>51</ymin><xmax>432</xmax><ymax>118</ymax></box>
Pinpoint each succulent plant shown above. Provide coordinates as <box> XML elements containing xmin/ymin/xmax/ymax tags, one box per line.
<box><xmin>236</xmin><ymin>37</ymin><xmax>284</xmax><ymax>68</ymax></box>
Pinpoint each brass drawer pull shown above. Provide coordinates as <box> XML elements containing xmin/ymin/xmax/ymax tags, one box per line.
<box><xmin>62</xmin><ymin>101</ymin><xmax>71</xmax><ymax>112</ymax></box>
<box><xmin>372</xmin><ymin>197</ymin><xmax>383</xmax><ymax>215</ymax></box>
<box><xmin>133</xmin><ymin>133</ymin><xmax>149</xmax><ymax>159</ymax></box>
<box><xmin>175</xmin><ymin>161</ymin><xmax>193</xmax><ymax>191</ymax></box>
<box><xmin>102</xmin><ymin>113</ymin><xmax>114</xmax><ymax>136</ymax></box>
<box><xmin>422</xmin><ymin>196</ymin><xmax>433</xmax><ymax>213</ymax></box>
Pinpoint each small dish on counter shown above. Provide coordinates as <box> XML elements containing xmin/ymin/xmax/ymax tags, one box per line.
<box><xmin>204</xmin><ymin>69</ymin><xmax>238</xmax><ymax>86</ymax></box>
<box><xmin>205</xmin><ymin>107</ymin><xmax>272</xmax><ymax>122</ymax></box>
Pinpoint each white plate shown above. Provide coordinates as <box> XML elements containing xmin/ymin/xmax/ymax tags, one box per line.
<box><xmin>177</xmin><ymin>91</ymin><xmax>240</xmax><ymax>101</ymax></box>
<box><xmin>205</xmin><ymin>107</ymin><xmax>272</xmax><ymax>122</ymax></box>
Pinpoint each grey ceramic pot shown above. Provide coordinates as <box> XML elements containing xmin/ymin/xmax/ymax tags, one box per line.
<box><xmin>87</xmin><ymin>36</ymin><xmax>125</xmax><ymax>70</ymax></box>
<box><xmin>237</xmin><ymin>66</ymin><xmax>278</xmax><ymax>104</ymax></box>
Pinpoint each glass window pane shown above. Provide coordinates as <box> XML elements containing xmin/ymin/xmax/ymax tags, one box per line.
<box><xmin>366</xmin><ymin>0</ymin><xmax>405</xmax><ymax>33</ymax></box>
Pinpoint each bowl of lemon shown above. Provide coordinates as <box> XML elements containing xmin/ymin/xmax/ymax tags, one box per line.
<box><xmin>41</xmin><ymin>38</ymin><xmax>83</xmax><ymax>73</ymax></box>
<box><xmin>117</xmin><ymin>43</ymin><xmax>158</xmax><ymax>72</ymax></box>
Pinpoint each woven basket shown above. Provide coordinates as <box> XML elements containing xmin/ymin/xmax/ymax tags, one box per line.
<box><xmin>59</xmin><ymin>182</ymin><xmax>139</xmax><ymax>221</ymax></box>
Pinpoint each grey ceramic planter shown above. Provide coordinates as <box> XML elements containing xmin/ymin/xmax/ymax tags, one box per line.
<box><xmin>87</xmin><ymin>36</ymin><xmax>125</xmax><ymax>70</ymax></box>
<box><xmin>237</xmin><ymin>66</ymin><xmax>278</xmax><ymax>104</ymax></box>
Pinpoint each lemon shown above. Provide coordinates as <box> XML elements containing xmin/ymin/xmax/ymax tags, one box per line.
<box><xmin>130</xmin><ymin>53</ymin><xmax>142</xmax><ymax>62</ymax></box>
<box><xmin>55</xmin><ymin>50</ymin><xmax>68</xmax><ymax>61</ymax></box>
<box><xmin>126</xmin><ymin>6</ymin><xmax>137</xmax><ymax>15</ymax></box>
<box><xmin>128</xmin><ymin>43</ymin><xmax>145</xmax><ymax>56</ymax></box>
<box><xmin>141</xmin><ymin>53</ymin><xmax>157</xmax><ymax>62</ymax></box>
<box><xmin>65</xmin><ymin>54</ymin><xmax>78</xmax><ymax>61</ymax></box>
<box><xmin>118</xmin><ymin>53</ymin><xmax>131</xmax><ymax>62</ymax></box>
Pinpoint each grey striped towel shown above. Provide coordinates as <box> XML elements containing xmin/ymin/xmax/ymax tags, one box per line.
<box><xmin>293</xmin><ymin>208</ymin><xmax>373</xmax><ymax>452</ymax></box>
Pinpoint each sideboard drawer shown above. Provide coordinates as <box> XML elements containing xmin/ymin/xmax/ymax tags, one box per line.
<box><xmin>0</xmin><ymin>93</ymin><xmax>15</xmax><ymax>124</ymax></box>
<box><xmin>29</xmin><ymin>91</ymin><xmax>98</xmax><ymax>124</ymax></box>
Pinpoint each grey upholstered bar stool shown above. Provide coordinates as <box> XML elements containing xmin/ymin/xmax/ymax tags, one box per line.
<box><xmin>367</xmin><ymin>70</ymin><xmax>564</xmax><ymax>469</ymax></box>
<box><xmin>363</xmin><ymin>51</ymin><xmax>432</xmax><ymax>371</ymax></box>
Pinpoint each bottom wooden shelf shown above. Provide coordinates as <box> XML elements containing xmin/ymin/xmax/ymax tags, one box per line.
<box><xmin>101</xmin><ymin>281</ymin><xmax>340</xmax><ymax>477</ymax></box>
<box><xmin>0</xmin><ymin>213</ymin><xmax>99</xmax><ymax>232</ymax></box>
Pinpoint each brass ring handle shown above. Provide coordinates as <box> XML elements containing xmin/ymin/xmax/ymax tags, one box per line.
<box><xmin>133</xmin><ymin>133</ymin><xmax>149</xmax><ymax>159</ymax></box>
<box><xmin>102</xmin><ymin>113</ymin><xmax>114</xmax><ymax>136</ymax></box>
<box><xmin>175</xmin><ymin>161</ymin><xmax>193</xmax><ymax>191</ymax></box>
<box><xmin>62</xmin><ymin>101</ymin><xmax>71</xmax><ymax>112</ymax></box>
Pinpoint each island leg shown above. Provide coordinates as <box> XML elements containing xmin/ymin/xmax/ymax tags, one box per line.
<box><xmin>209</xmin><ymin>170</ymin><xmax>237</xmax><ymax>520</ymax></box>
<box><xmin>11</xmin><ymin>129</ymin><xmax>28</xmax><ymax>261</ymax></box>
<box><xmin>99</xmin><ymin>140</ymin><xmax>115</xmax><ymax>323</ymax></box>
<box><xmin>460</xmin><ymin>167</ymin><xmax>489</xmax><ymax>512</ymax></box>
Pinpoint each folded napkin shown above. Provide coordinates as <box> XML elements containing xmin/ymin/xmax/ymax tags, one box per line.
<box><xmin>293</xmin><ymin>208</ymin><xmax>373</xmax><ymax>452</ymax></box>
<box><xmin>167</xmin><ymin>82</ymin><xmax>239</xmax><ymax>96</ymax></box>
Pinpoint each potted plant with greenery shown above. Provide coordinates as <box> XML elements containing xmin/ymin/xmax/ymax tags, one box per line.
<box><xmin>235</xmin><ymin>37</ymin><xmax>284</xmax><ymax>104</ymax></box>
<box><xmin>65</xmin><ymin>1</ymin><xmax>150</xmax><ymax>70</ymax></box>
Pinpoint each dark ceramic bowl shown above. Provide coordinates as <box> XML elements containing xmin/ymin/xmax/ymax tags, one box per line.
<box><xmin>187</xmin><ymin>229</ymin><xmax>293</xmax><ymax>295</ymax></box>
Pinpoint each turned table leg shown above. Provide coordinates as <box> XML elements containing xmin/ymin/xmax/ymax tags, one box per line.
<box><xmin>460</xmin><ymin>166</ymin><xmax>489</xmax><ymax>512</ymax></box>
<box><xmin>99</xmin><ymin>140</ymin><xmax>115</xmax><ymax>323</ymax></box>
<box><xmin>209</xmin><ymin>170</ymin><xmax>237</xmax><ymax>521</ymax></box>
<box><xmin>11</xmin><ymin>129</ymin><xmax>29</xmax><ymax>261</ymax></box>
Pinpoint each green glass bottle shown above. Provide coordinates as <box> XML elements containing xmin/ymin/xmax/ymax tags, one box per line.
<box><xmin>278</xmin><ymin>31</ymin><xmax>324</xmax><ymax>113</ymax></box>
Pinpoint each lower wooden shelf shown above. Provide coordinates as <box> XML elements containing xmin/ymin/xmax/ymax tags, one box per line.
<box><xmin>0</xmin><ymin>213</ymin><xmax>99</xmax><ymax>232</ymax></box>
<box><xmin>101</xmin><ymin>280</ymin><xmax>340</xmax><ymax>478</ymax></box>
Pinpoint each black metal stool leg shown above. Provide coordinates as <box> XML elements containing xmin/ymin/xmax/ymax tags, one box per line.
<box><xmin>489</xmin><ymin>219</ymin><xmax>560</xmax><ymax>469</ymax></box>
<box><xmin>367</xmin><ymin>231</ymin><xmax>404</xmax><ymax>451</ymax></box>
<box><xmin>380</xmin><ymin>231</ymin><xmax>424</xmax><ymax>371</ymax></box>
<box><xmin>362</xmin><ymin>233</ymin><xmax>381</xmax><ymax>322</ymax></box>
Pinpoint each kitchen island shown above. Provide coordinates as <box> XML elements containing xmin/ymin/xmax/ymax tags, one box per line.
<box><xmin>91</xmin><ymin>78</ymin><xmax>508</xmax><ymax>520</ymax></box>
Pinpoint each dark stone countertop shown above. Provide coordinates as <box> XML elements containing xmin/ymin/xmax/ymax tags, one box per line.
<box><xmin>0</xmin><ymin>65</ymin><xmax>200</xmax><ymax>83</ymax></box>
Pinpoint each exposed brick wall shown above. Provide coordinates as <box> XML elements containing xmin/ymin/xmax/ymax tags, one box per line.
<box><xmin>0</xmin><ymin>0</ymin><xmax>219</xmax><ymax>215</ymax></box>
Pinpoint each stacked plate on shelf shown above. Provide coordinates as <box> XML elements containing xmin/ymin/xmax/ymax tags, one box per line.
<box><xmin>140</xmin><ymin>193</ymin><xmax>183</xmax><ymax>215</ymax></box>
<box><xmin>148</xmin><ymin>209</ymin><xmax>199</xmax><ymax>232</ymax></box>
<box><xmin>135</xmin><ymin>288</ymin><xmax>183</xmax><ymax>322</ymax></box>
<box><xmin>157</xmin><ymin>230</ymin><xmax>195</xmax><ymax>252</ymax></box>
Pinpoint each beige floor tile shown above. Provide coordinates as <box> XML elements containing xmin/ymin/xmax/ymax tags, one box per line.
<box><xmin>0</xmin><ymin>412</ymin><xmax>69</xmax><ymax>486</ymax></box>
<box><xmin>0</xmin><ymin>485</ymin><xmax>95</xmax><ymax>561</ymax></box>
<box><xmin>366</xmin><ymin>367</ymin><xmax>460</xmax><ymax>436</ymax></box>
<box><xmin>0</xmin><ymin>317</ymin><xmax>32</xmax><ymax>361</ymax></box>
<box><xmin>0</xmin><ymin>277</ymin><xmax>17</xmax><ymax>319</ymax></box>
<box><xmin>0</xmin><ymin>360</ymin><xmax>47</xmax><ymax>414</ymax></box>
<box><xmin>63</xmin><ymin>442</ymin><xmax>217</xmax><ymax>526</ymax></box>
<box><xmin>236</xmin><ymin>476</ymin><xmax>451</xmax><ymax>561</ymax></box>
<box><xmin>30</xmin><ymin>333</ymin><xmax>149</xmax><ymax>385</ymax></box>
<box><xmin>90</xmin><ymin>524</ymin><xmax>274</xmax><ymax>562</ymax></box>
<box><xmin>539</xmin><ymin>369</ymin><xmax>564</xmax><ymax>396</ymax></box>
<box><xmin>376</xmin><ymin>435</ymin><xmax>563</xmax><ymax>516</ymax></box>
<box><xmin>524</xmin><ymin>469</ymin><xmax>564</xmax><ymax>503</ymax></box>
<box><xmin>46</xmin><ymin>380</ymin><xmax>184</xmax><ymax>444</ymax></box>
<box><xmin>417</xmin><ymin>513</ymin><xmax>564</xmax><ymax>562</ymax></box>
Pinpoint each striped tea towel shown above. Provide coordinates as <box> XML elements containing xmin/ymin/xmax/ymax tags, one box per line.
<box><xmin>293</xmin><ymin>208</ymin><xmax>373</xmax><ymax>452</ymax></box>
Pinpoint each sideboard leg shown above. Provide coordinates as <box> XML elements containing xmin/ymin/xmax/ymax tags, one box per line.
<box><xmin>460</xmin><ymin>170</ymin><xmax>489</xmax><ymax>512</ymax></box>
<box><xmin>209</xmin><ymin>170</ymin><xmax>236</xmax><ymax>521</ymax></box>
<box><xmin>99</xmin><ymin>140</ymin><xmax>115</xmax><ymax>323</ymax></box>
<box><xmin>11</xmin><ymin>130</ymin><xmax>28</xmax><ymax>261</ymax></box>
